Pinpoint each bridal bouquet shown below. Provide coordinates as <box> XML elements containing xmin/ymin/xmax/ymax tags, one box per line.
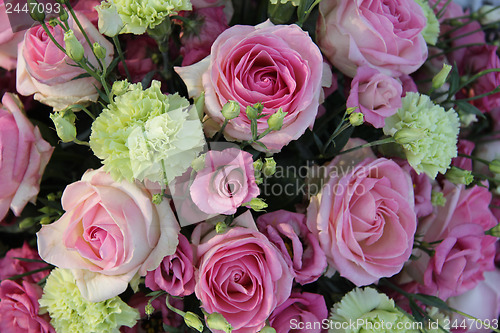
<box><xmin>1</xmin><ymin>0</ymin><xmax>500</xmax><ymax>332</ymax></box>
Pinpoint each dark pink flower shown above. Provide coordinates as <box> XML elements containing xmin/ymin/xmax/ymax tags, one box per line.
<box><xmin>0</xmin><ymin>242</ymin><xmax>49</xmax><ymax>283</ymax></box>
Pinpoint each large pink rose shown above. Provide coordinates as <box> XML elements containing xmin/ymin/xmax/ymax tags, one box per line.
<box><xmin>316</xmin><ymin>0</ymin><xmax>428</xmax><ymax>77</ymax></box>
<box><xmin>256</xmin><ymin>210</ymin><xmax>327</xmax><ymax>285</ymax></box>
<box><xmin>16</xmin><ymin>13</ymin><xmax>113</xmax><ymax>110</ymax></box>
<box><xmin>0</xmin><ymin>93</ymin><xmax>53</xmax><ymax>221</ymax></box>
<box><xmin>0</xmin><ymin>280</ymin><xmax>54</xmax><ymax>333</ymax></box>
<box><xmin>37</xmin><ymin>168</ymin><xmax>180</xmax><ymax>302</ymax></box>
<box><xmin>0</xmin><ymin>0</ymin><xmax>24</xmax><ymax>70</ymax></box>
<box><xmin>0</xmin><ymin>242</ymin><xmax>49</xmax><ymax>283</ymax></box>
<box><xmin>194</xmin><ymin>212</ymin><xmax>293</xmax><ymax>333</ymax></box>
<box><xmin>268</xmin><ymin>291</ymin><xmax>328</xmax><ymax>333</ymax></box>
<box><xmin>175</xmin><ymin>21</ymin><xmax>327</xmax><ymax>152</ymax></box>
<box><xmin>190</xmin><ymin>148</ymin><xmax>260</xmax><ymax>215</ymax></box>
<box><xmin>307</xmin><ymin>157</ymin><xmax>417</xmax><ymax>286</ymax></box>
<box><xmin>346</xmin><ymin>66</ymin><xmax>402</xmax><ymax>128</ymax></box>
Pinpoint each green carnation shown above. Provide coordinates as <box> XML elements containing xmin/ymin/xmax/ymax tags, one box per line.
<box><xmin>414</xmin><ymin>0</ymin><xmax>439</xmax><ymax>45</ymax></box>
<box><xmin>39</xmin><ymin>268</ymin><xmax>139</xmax><ymax>333</ymax></box>
<box><xmin>90</xmin><ymin>80</ymin><xmax>205</xmax><ymax>183</ymax></box>
<box><xmin>111</xmin><ymin>0</ymin><xmax>192</xmax><ymax>34</ymax></box>
<box><xmin>383</xmin><ymin>92</ymin><xmax>460</xmax><ymax>179</ymax></box>
<box><xmin>329</xmin><ymin>287</ymin><xmax>418</xmax><ymax>333</ymax></box>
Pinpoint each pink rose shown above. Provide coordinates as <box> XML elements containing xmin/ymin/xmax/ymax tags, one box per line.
<box><xmin>0</xmin><ymin>93</ymin><xmax>53</xmax><ymax>221</ymax></box>
<box><xmin>180</xmin><ymin>6</ymin><xmax>229</xmax><ymax>66</ymax></box>
<box><xmin>0</xmin><ymin>280</ymin><xmax>54</xmax><ymax>333</ymax></box>
<box><xmin>403</xmin><ymin>181</ymin><xmax>498</xmax><ymax>299</ymax></box>
<box><xmin>307</xmin><ymin>158</ymin><xmax>417</xmax><ymax>285</ymax></box>
<box><xmin>0</xmin><ymin>242</ymin><xmax>50</xmax><ymax>283</ymax></box>
<box><xmin>16</xmin><ymin>13</ymin><xmax>114</xmax><ymax>110</ymax></box>
<box><xmin>268</xmin><ymin>291</ymin><xmax>328</xmax><ymax>333</ymax></box>
<box><xmin>0</xmin><ymin>0</ymin><xmax>24</xmax><ymax>70</ymax></box>
<box><xmin>195</xmin><ymin>214</ymin><xmax>293</xmax><ymax>333</ymax></box>
<box><xmin>448</xmin><ymin>269</ymin><xmax>500</xmax><ymax>333</ymax></box>
<box><xmin>121</xmin><ymin>293</ymin><xmax>183</xmax><ymax>333</ymax></box>
<box><xmin>175</xmin><ymin>21</ymin><xmax>326</xmax><ymax>152</ymax></box>
<box><xmin>190</xmin><ymin>148</ymin><xmax>260</xmax><ymax>215</ymax></box>
<box><xmin>397</xmin><ymin>160</ymin><xmax>433</xmax><ymax>219</ymax></box>
<box><xmin>316</xmin><ymin>0</ymin><xmax>428</xmax><ymax>77</ymax></box>
<box><xmin>145</xmin><ymin>233</ymin><xmax>195</xmax><ymax>297</ymax></box>
<box><xmin>346</xmin><ymin>66</ymin><xmax>402</xmax><ymax>128</ymax></box>
<box><xmin>37</xmin><ymin>168</ymin><xmax>180</xmax><ymax>302</ymax></box>
<box><xmin>256</xmin><ymin>210</ymin><xmax>327</xmax><ymax>285</ymax></box>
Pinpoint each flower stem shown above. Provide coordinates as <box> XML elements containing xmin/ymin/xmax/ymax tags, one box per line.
<box><xmin>338</xmin><ymin>137</ymin><xmax>396</xmax><ymax>156</ymax></box>
<box><xmin>113</xmin><ymin>36</ymin><xmax>131</xmax><ymax>81</ymax></box>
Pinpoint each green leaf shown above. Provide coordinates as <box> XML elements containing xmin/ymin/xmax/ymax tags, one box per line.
<box><xmin>409</xmin><ymin>300</ymin><xmax>425</xmax><ymax>323</ymax></box>
<box><xmin>106</xmin><ymin>57</ymin><xmax>121</xmax><ymax>75</ymax></box>
<box><xmin>454</xmin><ymin>100</ymin><xmax>486</xmax><ymax>119</ymax></box>
<box><xmin>70</xmin><ymin>73</ymin><xmax>92</xmax><ymax>81</ymax></box>
<box><xmin>413</xmin><ymin>294</ymin><xmax>452</xmax><ymax>311</ymax></box>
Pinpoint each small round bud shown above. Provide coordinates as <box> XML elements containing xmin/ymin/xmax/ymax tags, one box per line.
<box><xmin>152</xmin><ymin>193</ymin><xmax>163</xmax><ymax>205</ymax></box>
<box><xmin>93</xmin><ymin>42</ymin><xmax>107</xmax><ymax>60</ymax></box>
<box><xmin>431</xmin><ymin>190</ymin><xmax>446</xmax><ymax>207</ymax></box>
<box><xmin>59</xmin><ymin>7</ymin><xmax>69</xmax><ymax>21</ymax></box>
<box><xmin>445</xmin><ymin>166</ymin><xmax>474</xmax><ymax>185</ymax></box>
<box><xmin>221</xmin><ymin>100</ymin><xmax>240</xmax><ymax>120</ymax></box>
<box><xmin>206</xmin><ymin>312</ymin><xmax>232</xmax><ymax>333</ymax></box>
<box><xmin>489</xmin><ymin>159</ymin><xmax>500</xmax><ymax>175</ymax></box>
<box><xmin>184</xmin><ymin>312</ymin><xmax>204</xmax><ymax>332</ymax></box>
<box><xmin>349</xmin><ymin>112</ymin><xmax>364</xmax><ymax>126</ymax></box>
<box><xmin>50</xmin><ymin>110</ymin><xmax>77</xmax><ymax>143</ymax></box>
<box><xmin>64</xmin><ymin>30</ymin><xmax>85</xmax><ymax>62</ymax></box>
<box><xmin>246</xmin><ymin>105</ymin><xmax>259</xmax><ymax>120</ymax></box>
<box><xmin>191</xmin><ymin>154</ymin><xmax>206</xmax><ymax>172</ymax></box>
<box><xmin>96</xmin><ymin>1</ymin><xmax>124</xmax><ymax>37</ymax></box>
<box><xmin>346</xmin><ymin>106</ymin><xmax>358</xmax><ymax>115</ymax></box>
<box><xmin>394</xmin><ymin>128</ymin><xmax>425</xmax><ymax>144</ymax></box>
<box><xmin>28</xmin><ymin>0</ymin><xmax>45</xmax><ymax>22</ymax></box>
<box><xmin>253</xmin><ymin>159</ymin><xmax>264</xmax><ymax>172</ymax></box>
<box><xmin>259</xmin><ymin>326</ymin><xmax>277</xmax><ymax>333</ymax></box>
<box><xmin>215</xmin><ymin>222</ymin><xmax>228</xmax><ymax>234</ymax></box>
<box><xmin>112</xmin><ymin>80</ymin><xmax>131</xmax><ymax>96</ymax></box>
<box><xmin>267</xmin><ymin>108</ymin><xmax>286</xmax><ymax>131</ymax></box>
<box><xmin>145</xmin><ymin>303</ymin><xmax>155</xmax><ymax>316</ymax></box>
<box><xmin>262</xmin><ymin>157</ymin><xmax>277</xmax><ymax>177</ymax></box>
<box><xmin>432</xmin><ymin>64</ymin><xmax>452</xmax><ymax>90</ymax></box>
<box><xmin>244</xmin><ymin>198</ymin><xmax>268</xmax><ymax>212</ymax></box>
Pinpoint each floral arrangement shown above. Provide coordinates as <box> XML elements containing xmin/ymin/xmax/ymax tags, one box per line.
<box><xmin>1</xmin><ymin>0</ymin><xmax>500</xmax><ymax>332</ymax></box>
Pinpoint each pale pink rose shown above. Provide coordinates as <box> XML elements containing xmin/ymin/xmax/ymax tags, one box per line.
<box><xmin>195</xmin><ymin>217</ymin><xmax>293</xmax><ymax>333</ymax></box>
<box><xmin>0</xmin><ymin>0</ymin><xmax>24</xmax><ymax>70</ymax></box>
<box><xmin>37</xmin><ymin>168</ymin><xmax>180</xmax><ymax>302</ymax></box>
<box><xmin>0</xmin><ymin>93</ymin><xmax>53</xmax><ymax>221</ymax></box>
<box><xmin>316</xmin><ymin>0</ymin><xmax>428</xmax><ymax>77</ymax></box>
<box><xmin>448</xmin><ymin>269</ymin><xmax>500</xmax><ymax>333</ymax></box>
<box><xmin>0</xmin><ymin>280</ymin><xmax>54</xmax><ymax>333</ymax></box>
<box><xmin>0</xmin><ymin>242</ymin><xmax>49</xmax><ymax>283</ymax></box>
<box><xmin>190</xmin><ymin>148</ymin><xmax>260</xmax><ymax>215</ymax></box>
<box><xmin>121</xmin><ymin>293</ymin><xmax>183</xmax><ymax>333</ymax></box>
<box><xmin>256</xmin><ymin>210</ymin><xmax>327</xmax><ymax>285</ymax></box>
<box><xmin>346</xmin><ymin>66</ymin><xmax>402</xmax><ymax>128</ymax></box>
<box><xmin>190</xmin><ymin>0</ymin><xmax>234</xmax><ymax>21</ymax></box>
<box><xmin>145</xmin><ymin>233</ymin><xmax>195</xmax><ymax>297</ymax></box>
<box><xmin>180</xmin><ymin>6</ymin><xmax>229</xmax><ymax>66</ymax></box>
<box><xmin>307</xmin><ymin>158</ymin><xmax>417</xmax><ymax>286</ymax></box>
<box><xmin>403</xmin><ymin>181</ymin><xmax>498</xmax><ymax>299</ymax></box>
<box><xmin>16</xmin><ymin>13</ymin><xmax>113</xmax><ymax>110</ymax></box>
<box><xmin>268</xmin><ymin>291</ymin><xmax>328</xmax><ymax>333</ymax></box>
<box><xmin>175</xmin><ymin>21</ymin><xmax>326</xmax><ymax>152</ymax></box>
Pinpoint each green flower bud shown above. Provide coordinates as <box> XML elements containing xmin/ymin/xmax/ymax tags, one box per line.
<box><xmin>28</xmin><ymin>0</ymin><xmax>45</xmax><ymax>22</ymax></box>
<box><xmin>267</xmin><ymin>108</ymin><xmax>286</xmax><ymax>131</ymax></box>
<box><xmin>93</xmin><ymin>42</ymin><xmax>107</xmax><ymax>60</ymax></box>
<box><xmin>346</xmin><ymin>106</ymin><xmax>358</xmax><ymax>115</ymax></box>
<box><xmin>432</xmin><ymin>64</ymin><xmax>452</xmax><ymax>90</ymax></box>
<box><xmin>244</xmin><ymin>198</ymin><xmax>268</xmax><ymax>212</ymax></box>
<box><xmin>246</xmin><ymin>104</ymin><xmax>260</xmax><ymax>120</ymax></box>
<box><xmin>215</xmin><ymin>222</ymin><xmax>227</xmax><ymax>234</ymax></box>
<box><xmin>489</xmin><ymin>159</ymin><xmax>500</xmax><ymax>175</ymax></box>
<box><xmin>259</xmin><ymin>326</ymin><xmax>277</xmax><ymax>333</ymax></box>
<box><xmin>184</xmin><ymin>312</ymin><xmax>204</xmax><ymax>332</ymax></box>
<box><xmin>152</xmin><ymin>193</ymin><xmax>163</xmax><ymax>205</ymax></box>
<box><xmin>268</xmin><ymin>0</ymin><xmax>296</xmax><ymax>24</ymax></box>
<box><xmin>221</xmin><ymin>100</ymin><xmax>241</xmax><ymax>120</ymax></box>
<box><xmin>445</xmin><ymin>166</ymin><xmax>474</xmax><ymax>185</ymax></box>
<box><xmin>206</xmin><ymin>312</ymin><xmax>232</xmax><ymax>333</ymax></box>
<box><xmin>486</xmin><ymin>223</ymin><xmax>500</xmax><ymax>237</ymax></box>
<box><xmin>64</xmin><ymin>30</ymin><xmax>85</xmax><ymax>62</ymax></box>
<box><xmin>253</xmin><ymin>159</ymin><xmax>264</xmax><ymax>172</ymax></box>
<box><xmin>96</xmin><ymin>1</ymin><xmax>124</xmax><ymax>37</ymax></box>
<box><xmin>112</xmin><ymin>80</ymin><xmax>131</xmax><ymax>96</ymax></box>
<box><xmin>191</xmin><ymin>154</ymin><xmax>206</xmax><ymax>172</ymax></box>
<box><xmin>59</xmin><ymin>7</ymin><xmax>69</xmax><ymax>22</ymax></box>
<box><xmin>50</xmin><ymin>110</ymin><xmax>77</xmax><ymax>143</ymax></box>
<box><xmin>431</xmin><ymin>190</ymin><xmax>446</xmax><ymax>207</ymax></box>
<box><xmin>144</xmin><ymin>303</ymin><xmax>155</xmax><ymax>316</ymax></box>
<box><xmin>349</xmin><ymin>112</ymin><xmax>364</xmax><ymax>126</ymax></box>
<box><xmin>262</xmin><ymin>157</ymin><xmax>277</xmax><ymax>177</ymax></box>
<box><xmin>394</xmin><ymin>128</ymin><xmax>426</xmax><ymax>145</ymax></box>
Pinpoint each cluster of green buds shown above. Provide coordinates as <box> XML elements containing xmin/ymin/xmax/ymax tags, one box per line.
<box><xmin>254</xmin><ymin>157</ymin><xmax>277</xmax><ymax>184</ymax></box>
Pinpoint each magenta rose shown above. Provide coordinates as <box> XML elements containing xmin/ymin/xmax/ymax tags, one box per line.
<box><xmin>145</xmin><ymin>233</ymin><xmax>195</xmax><ymax>297</ymax></box>
<box><xmin>37</xmin><ymin>168</ymin><xmax>180</xmax><ymax>302</ymax></box>
<box><xmin>0</xmin><ymin>280</ymin><xmax>54</xmax><ymax>333</ymax></box>
<box><xmin>16</xmin><ymin>13</ymin><xmax>113</xmax><ymax>110</ymax></box>
<box><xmin>195</xmin><ymin>215</ymin><xmax>293</xmax><ymax>333</ymax></box>
<box><xmin>316</xmin><ymin>0</ymin><xmax>428</xmax><ymax>77</ymax></box>
<box><xmin>307</xmin><ymin>157</ymin><xmax>417</xmax><ymax>286</ymax></box>
<box><xmin>190</xmin><ymin>148</ymin><xmax>260</xmax><ymax>215</ymax></box>
<box><xmin>256</xmin><ymin>210</ymin><xmax>327</xmax><ymax>285</ymax></box>
<box><xmin>346</xmin><ymin>66</ymin><xmax>402</xmax><ymax>128</ymax></box>
<box><xmin>175</xmin><ymin>21</ymin><xmax>326</xmax><ymax>152</ymax></box>
<box><xmin>180</xmin><ymin>6</ymin><xmax>229</xmax><ymax>66</ymax></box>
<box><xmin>0</xmin><ymin>0</ymin><xmax>24</xmax><ymax>70</ymax></box>
<box><xmin>268</xmin><ymin>291</ymin><xmax>328</xmax><ymax>333</ymax></box>
<box><xmin>0</xmin><ymin>93</ymin><xmax>53</xmax><ymax>221</ymax></box>
<box><xmin>0</xmin><ymin>242</ymin><xmax>49</xmax><ymax>283</ymax></box>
